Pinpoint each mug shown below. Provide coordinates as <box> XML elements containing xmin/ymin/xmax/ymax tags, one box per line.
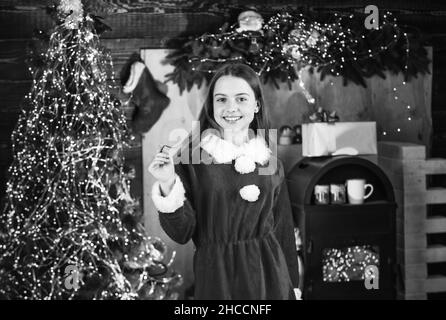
<box><xmin>314</xmin><ymin>185</ymin><xmax>330</xmax><ymax>205</ymax></box>
<box><xmin>346</xmin><ymin>179</ymin><xmax>374</xmax><ymax>204</ymax></box>
<box><xmin>330</xmin><ymin>184</ymin><xmax>346</xmax><ymax>204</ymax></box>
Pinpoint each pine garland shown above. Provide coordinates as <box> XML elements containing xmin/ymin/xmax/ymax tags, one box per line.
<box><xmin>164</xmin><ymin>10</ymin><xmax>430</xmax><ymax>93</ymax></box>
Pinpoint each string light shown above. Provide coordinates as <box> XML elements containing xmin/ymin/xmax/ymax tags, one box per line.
<box><xmin>172</xmin><ymin>11</ymin><xmax>421</xmax><ymax>135</ymax></box>
<box><xmin>0</xmin><ymin>14</ymin><xmax>181</xmax><ymax>300</ymax></box>
<box><xmin>323</xmin><ymin>246</ymin><xmax>380</xmax><ymax>282</ymax></box>
<box><xmin>383</xmin><ymin>55</ymin><xmax>414</xmax><ymax>137</ymax></box>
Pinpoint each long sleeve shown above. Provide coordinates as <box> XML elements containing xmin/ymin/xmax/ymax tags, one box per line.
<box><xmin>273</xmin><ymin>162</ymin><xmax>300</xmax><ymax>290</ymax></box>
<box><xmin>151</xmin><ymin>162</ymin><xmax>197</xmax><ymax>245</ymax></box>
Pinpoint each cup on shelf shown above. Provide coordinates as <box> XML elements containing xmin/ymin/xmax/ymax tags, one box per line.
<box><xmin>278</xmin><ymin>125</ymin><xmax>296</xmax><ymax>145</ymax></box>
<box><xmin>314</xmin><ymin>184</ymin><xmax>330</xmax><ymax>205</ymax></box>
<box><xmin>345</xmin><ymin>179</ymin><xmax>374</xmax><ymax>204</ymax></box>
<box><xmin>330</xmin><ymin>183</ymin><xmax>346</xmax><ymax>204</ymax></box>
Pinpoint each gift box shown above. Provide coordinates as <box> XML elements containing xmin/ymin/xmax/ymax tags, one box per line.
<box><xmin>302</xmin><ymin>122</ymin><xmax>377</xmax><ymax>157</ymax></box>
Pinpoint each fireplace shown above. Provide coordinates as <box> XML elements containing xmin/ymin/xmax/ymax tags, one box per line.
<box><xmin>287</xmin><ymin>156</ymin><xmax>397</xmax><ymax>299</ymax></box>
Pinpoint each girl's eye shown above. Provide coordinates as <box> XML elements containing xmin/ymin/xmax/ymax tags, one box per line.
<box><xmin>238</xmin><ymin>97</ymin><xmax>247</xmax><ymax>102</ymax></box>
<box><xmin>216</xmin><ymin>98</ymin><xmax>226</xmax><ymax>103</ymax></box>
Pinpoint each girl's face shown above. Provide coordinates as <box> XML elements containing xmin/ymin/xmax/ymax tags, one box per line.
<box><xmin>213</xmin><ymin>75</ymin><xmax>258</xmax><ymax>134</ymax></box>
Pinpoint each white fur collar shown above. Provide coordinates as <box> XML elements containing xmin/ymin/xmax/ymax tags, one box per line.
<box><xmin>200</xmin><ymin>133</ymin><xmax>271</xmax><ymax>165</ymax></box>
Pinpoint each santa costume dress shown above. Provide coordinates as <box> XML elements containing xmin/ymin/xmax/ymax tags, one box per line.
<box><xmin>151</xmin><ymin>134</ymin><xmax>299</xmax><ymax>299</ymax></box>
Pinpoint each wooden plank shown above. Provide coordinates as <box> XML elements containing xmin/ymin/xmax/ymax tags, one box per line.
<box><xmin>0</xmin><ymin>39</ymin><xmax>29</xmax><ymax>57</ymax></box>
<box><xmin>0</xmin><ymin>0</ymin><xmax>47</xmax><ymax>7</ymax></box>
<box><xmin>0</xmin><ymin>80</ymin><xmax>31</xmax><ymax>109</ymax></box>
<box><xmin>426</xmin><ymin>245</ymin><xmax>446</xmax><ymax>263</ymax></box>
<box><xmin>2</xmin><ymin>0</ymin><xmax>446</xmax><ymax>11</ymax></box>
<box><xmin>400</xmin><ymin>292</ymin><xmax>427</xmax><ymax>300</ymax></box>
<box><xmin>405</xmin><ymin>278</ymin><xmax>426</xmax><ymax>294</ymax></box>
<box><xmin>1</xmin><ymin>0</ymin><xmax>446</xmax><ymax>20</ymax></box>
<box><xmin>0</xmin><ymin>165</ymin><xmax>9</xmax><ymax>200</ymax></box>
<box><xmin>378</xmin><ymin>155</ymin><xmax>405</xmax><ymax>178</ymax></box>
<box><xmin>0</xmin><ymin>78</ymin><xmax>127</xmax><ymax>112</ymax></box>
<box><xmin>425</xmin><ymin>158</ymin><xmax>446</xmax><ymax>175</ymax></box>
<box><xmin>0</xmin><ymin>10</ymin><xmax>224</xmax><ymax>40</ymax></box>
<box><xmin>0</xmin><ymin>112</ymin><xmax>20</xmax><ymax>132</ymax></box>
<box><xmin>397</xmin><ymin>216</ymin><xmax>426</xmax><ymax>235</ymax></box>
<box><xmin>397</xmin><ymin>232</ymin><xmax>426</xmax><ymax>250</ymax></box>
<box><xmin>0</xmin><ymin>39</ymin><xmax>155</xmax><ymax>82</ymax></box>
<box><xmin>0</xmin><ymin>38</ymin><xmax>164</xmax><ymax>81</ymax></box>
<box><xmin>0</xmin><ymin>61</ymin><xmax>30</xmax><ymax>81</ymax></box>
<box><xmin>0</xmin><ymin>140</ymin><xmax>12</xmax><ymax>166</ymax></box>
<box><xmin>400</xmin><ymin>247</ymin><xmax>426</xmax><ymax>265</ymax></box>
<box><xmin>0</xmin><ymin>9</ymin><xmax>54</xmax><ymax>39</ymax></box>
<box><xmin>105</xmin><ymin>12</ymin><xmax>225</xmax><ymax>40</ymax></box>
<box><xmin>399</xmin><ymin>190</ymin><xmax>427</xmax><ymax>207</ymax></box>
<box><xmin>426</xmin><ymin>188</ymin><xmax>446</xmax><ymax>204</ymax></box>
<box><xmin>102</xmin><ymin>38</ymin><xmax>166</xmax><ymax>51</ymax></box>
<box><xmin>402</xmin><ymin>263</ymin><xmax>427</xmax><ymax>279</ymax></box>
<box><xmin>377</xmin><ymin>141</ymin><xmax>426</xmax><ymax>160</ymax></box>
<box><xmin>425</xmin><ymin>276</ymin><xmax>446</xmax><ymax>293</ymax></box>
<box><xmin>426</xmin><ymin>216</ymin><xmax>446</xmax><ymax>234</ymax></box>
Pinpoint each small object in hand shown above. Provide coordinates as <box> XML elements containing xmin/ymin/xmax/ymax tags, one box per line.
<box><xmin>160</xmin><ymin>145</ymin><xmax>171</xmax><ymax>153</ymax></box>
<box><xmin>156</xmin><ymin>145</ymin><xmax>172</xmax><ymax>168</ymax></box>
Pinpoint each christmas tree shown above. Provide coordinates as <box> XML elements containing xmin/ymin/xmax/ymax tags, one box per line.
<box><xmin>0</xmin><ymin>0</ymin><xmax>181</xmax><ymax>299</ymax></box>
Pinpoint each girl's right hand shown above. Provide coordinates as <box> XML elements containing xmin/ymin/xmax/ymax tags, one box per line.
<box><xmin>148</xmin><ymin>145</ymin><xmax>175</xmax><ymax>187</ymax></box>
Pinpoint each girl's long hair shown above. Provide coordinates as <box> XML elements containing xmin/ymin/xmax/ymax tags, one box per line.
<box><xmin>198</xmin><ymin>63</ymin><xmax>270</xmax><ymax>141</ymax></box>
<box><xmin>177</xmin><ymin>63</ymin><xmax>271</xmax><ymax>161</ymax></box>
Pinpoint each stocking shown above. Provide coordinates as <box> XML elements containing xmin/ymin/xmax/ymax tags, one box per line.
<box><xmin>123</xmin><ymin>61</ymin><xmax>170</xmax><ymax>134</ymax></box>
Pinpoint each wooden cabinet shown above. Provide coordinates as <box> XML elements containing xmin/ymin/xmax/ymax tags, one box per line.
<box><xmin>287</xmin><ymin>156</ymin><xmax>397</xmax><ymax>299</ymax></box>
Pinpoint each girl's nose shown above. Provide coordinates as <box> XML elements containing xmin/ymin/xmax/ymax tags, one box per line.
<box><xmin>226</xmin><ymin>100</ymin><xmax>238</xmax><ymax>112</ymax></box>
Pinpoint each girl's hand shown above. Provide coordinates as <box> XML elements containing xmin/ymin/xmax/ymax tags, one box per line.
<box><xmin>148</xmin><ymin>145</ymin><xmax>176</xmax><ymax>193</ymax></box>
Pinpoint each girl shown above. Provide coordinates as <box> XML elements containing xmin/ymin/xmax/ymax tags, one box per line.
<box><xmin>148</xmin><ymin>63</ymin><xmax>299</xmax><ymax>300</ymax></box>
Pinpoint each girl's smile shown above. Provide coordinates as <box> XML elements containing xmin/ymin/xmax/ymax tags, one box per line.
<box><xmin>222</xmin><ymin>115</ymin><xmax>243</xmax><ymax>124</ymax></box>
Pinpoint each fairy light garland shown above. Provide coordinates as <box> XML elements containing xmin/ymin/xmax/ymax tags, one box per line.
<box><xmin>167</xmin><ymin>10</ymin><xmax>428</xmax><ymax>136</ymax></box>
<box><xmin>322</xmin><ymin>246</ymin><xmax>380</xmax><ymax>282</ymax></box>
<box><xmin>185</xmin><ymin>12</ymin><xmax>406</xmax><ymax>76</ymax></box>
<box><xmin>0</xmin><ymin>13</ymin><xmax>181</xmax><ymax>299</ymax></box>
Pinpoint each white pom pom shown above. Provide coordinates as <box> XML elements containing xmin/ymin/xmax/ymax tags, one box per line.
<box><xmin>234</xmin><ymin>155</ymin><xmax>256</xmax><ymax>174</ymax></box>
<box><xmin>239</xmin><ymin>184</ymin><xmax>260</xmax><ymax>202</ymax></box>
<box><xmin>244</xmin><ymin>136</ymin><xmax>271</xmax><ymax>165</ymax></box>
